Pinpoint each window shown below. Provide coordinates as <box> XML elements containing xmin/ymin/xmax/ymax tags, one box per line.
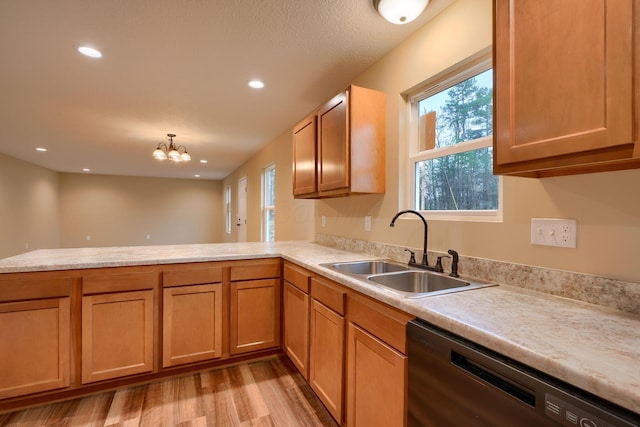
<box><xmin>225</xmin><ymin>185</ymin><xmax>232</xmax><ymax>234</ymax></box>
<box><xmin>262</xmin><ymin>163</ymin><xmax>276</xmax><ymax>242</ymax></box>
<box><xmin>407</xmin><ymin>51</ymin><xmax>501</xmax><ymax>220</ymax></box>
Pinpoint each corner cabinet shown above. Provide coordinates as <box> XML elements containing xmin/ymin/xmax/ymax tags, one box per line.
<box><xmin>493</xmin><ymin>0</ymin><xmax>640</xmax><ymax>177</ymax></box>
<box><xmin>293</xmin><ymin>85</ymin><xmax>386</xmax><ymax>198</ymax></box>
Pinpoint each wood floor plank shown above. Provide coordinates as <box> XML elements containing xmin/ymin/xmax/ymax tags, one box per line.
<box><xmin>66</xmin><ymin>391</ymin><xmax>114</xmax><ymax>427</ymax></box>
<box><xmin>0</xmin><ymin>356</ymin><xmax>339</xmax><ymax>427</ymax></box>
<box><xmin>200</xmin><ymin>369</ymin><xmax>241</xmax><ymax>426</ymax></box>
<box><xmin>226</xmin><ymin>364</ymin><xmax>269</xmax><ymax>423</ymax></box>
<box><xmin>174</xmin><ymin>375</ymin><xmax>203</xmax><ymax>425</ymax></box>
<box><xmin>104</xmin><ymin>385</ymin><xmax>147</xmax><ymax>426</ymax></box>
<box><xmin>138</xmin><ymin>380</ymin><xmax>164</xmax><ymax>427</ymax></box>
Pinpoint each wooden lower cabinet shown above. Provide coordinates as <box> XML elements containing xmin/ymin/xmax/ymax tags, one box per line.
<box><xmin>309</xmin><ymin>299</ymin><xmax>345</xmax><ymax>423</ymax></box>
<box><xmin>346</xmin><ymin>322</ymin><xmax>407</xmax><ymax>427</ymax></box>
<box><xmin>0</xmin><ymin>297</ymin><xmax>71</xmax><ymax>399</ymax></box>
<box><xmin>82</xmin><ymin>290</ymin><xmax>155</xmax><ymax>383</ymax></box>
<box><xmin>283</xmin><ymin>282</ymin><xmax>310</xmax><ymax>378</ymax></box>
<box><xmin>230</xmin><ymin>279</ymin><xmax>281</xmax><ymax>355</ymax></box>
<box><xmin>162</xmin><ymin>283</ymin><xmax>223</xmax><ymax>367</ymax></box>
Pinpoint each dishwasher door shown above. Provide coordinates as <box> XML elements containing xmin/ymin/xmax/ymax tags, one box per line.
<box><xmin>407</xmin><ymin>319</ymin><xmax>640</xmax><ymax>427</ymax></box>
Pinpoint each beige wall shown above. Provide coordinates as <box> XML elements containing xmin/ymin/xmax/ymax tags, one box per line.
<box><xmin>0</xmin><ymin>153</ymin><xmax>61</xmax><ymax>258</ymax></box>
<box><xmin>59</xmin><ymin>173</ymin><xmax>223</xmax><ymax>248</ymax></box>
<box><xmin>222</xmin><ymin>130</ymin><xmax>315</xmax><ymax>243</ymax></box>
<box><xmin>312</xmin><ymin>0</ymin><xmax>640</xmax><ymax>283</ymax></box>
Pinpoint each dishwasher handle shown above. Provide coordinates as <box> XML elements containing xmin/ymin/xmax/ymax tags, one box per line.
<box><xmin>451</xmin><ymin>350</ymin><xmax>536</xmax><ymax>407</ymax></box>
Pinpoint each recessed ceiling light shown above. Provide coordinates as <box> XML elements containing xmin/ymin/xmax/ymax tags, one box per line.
<box><xmin>35</xmin><ymin>147</ymin><xmax>47</xmax><ymax>152</ymax></box>
<box><xmin>194</xmin><ymin>174</ymin><xmax>201</xmax><ymax>178</ymax></box>
<box><xmin>78</xmin><ymin>46</ymin><xmax>102</xmax><ymax>58</ymax></box>
<box><xmin>248</xmin><ymin>80</ymin><xmax>264</xmax><ymax>89</ymax></box>
<box><xmin>82</xmin><ymin>168</ymin><xmax>91</xmax><ymax>172</ymax></box>
<box><xmin>200</xmin><ymin>159</ymin><xmax>208</xmax><ymax>164</ymax></box>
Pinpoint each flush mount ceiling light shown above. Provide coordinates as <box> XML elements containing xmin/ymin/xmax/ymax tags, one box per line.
<box><xmin>373</xmin><ymin>0</ymin><xmax>429</xmax><ymax>24</ymax></box>
<box><xmin>77</xmin><ymin>46</ymin><xmax>102</xmax><ymax>58</ymax></box>
<box><xmin>152</xmin><ymin>133</ymin><xmax>191</xmax><ymax>162</ymax></box>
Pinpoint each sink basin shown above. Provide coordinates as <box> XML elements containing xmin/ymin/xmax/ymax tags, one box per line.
<box><xmin>368</xmin><ymin>270</ymin><xmax>494</xmax><ymax>298</ymax></box>
<box><xmin>329</xmin><ymin>260</ymin><xmax>410</xmax><ymax>275</ymax></box>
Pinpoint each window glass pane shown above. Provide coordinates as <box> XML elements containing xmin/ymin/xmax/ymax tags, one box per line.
<box><xmin>415</xmin><ymin>147</ymin><xmax>498</xmax><ymax>211</ymax></box>
<box><xmin>225</xmin><ymin>186</ymin><xmax>232</xmax><ymax>233</ymax></box>
<box><xmin>265</xmin><ymin>209</ymin><xmax>275</xmax><ymax>242</ymax></box>
<box><xmin>265</xmin><ymin>167</ymin><xmax>275</xmax><ymax>207</ymax></box>
<box><xmin>418</xmin><ymin>69</ymin><xmax>493</xmax><ymax>150</ymax></box>
<box><xmin>262</xmin><ymin>164</ymin><xmax>275</xmax><ymax>242</ymax></box>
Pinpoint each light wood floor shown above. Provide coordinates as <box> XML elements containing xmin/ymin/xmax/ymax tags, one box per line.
<box><xmin>0</xmin><ymin>356</ymin><xmax>338</xmax><ymax>427</ymax></box>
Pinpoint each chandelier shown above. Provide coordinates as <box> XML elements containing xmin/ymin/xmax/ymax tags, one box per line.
<box><xmin>152</xmin><ymin>133</ymin><xmax>191</xmax><ymax>162</ymax></box>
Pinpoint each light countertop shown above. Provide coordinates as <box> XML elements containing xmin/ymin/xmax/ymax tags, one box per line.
<box><xmin>1</xmin><ymin>241</ymin><xmax>639</xmax><ymax>415</ymax></box>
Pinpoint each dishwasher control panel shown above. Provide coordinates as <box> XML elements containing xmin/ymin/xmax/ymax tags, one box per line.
<box><xmin>546</xmin><ymin>393</ymin><xmax>614</xmax><ymax>427</ymax></box>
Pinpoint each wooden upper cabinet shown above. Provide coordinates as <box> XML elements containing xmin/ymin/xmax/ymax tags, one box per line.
<box><xmin>318</xmin><ymin>91</ymin><xmax>350</xmax><ymax>193</ymax></box>
<box><xmin>292</xmin><ymin>114</ymin><xmax>318</xmax><ymax>197</ymax></box>
<box><xmin>494</xmin><ymin>0</ymin><xmax>640</xmax><ymax>177</ymax></box>
<box><xmin>293</xmin><ymin>85</ymin><xmax>386</xmax><ymax>198</ymax></box>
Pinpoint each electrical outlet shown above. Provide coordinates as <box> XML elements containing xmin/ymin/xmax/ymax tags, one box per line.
<box><xmin>531</xmin><ymin>218</ymin><xmax>577</xmax><ymax>248</ymax></box>
<box><xmin>364</xmin><ymin>216</ymin><xmax>372</xmax><ymax>231</ymax></box>
<box><xmin>86</xmin><ymin>235</ymin><xmax>91</xmax><ymax>241</ymax></box>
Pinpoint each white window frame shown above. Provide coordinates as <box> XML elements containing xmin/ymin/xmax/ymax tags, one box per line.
<box><xmin>225</xmin><ymin>185</ymin><xmax>232</xmax><ymax>234</ymax></box>
<box><xmin>405</xmin><ymin>48</ymin><xmax>502</xmax><ymax>222</ymax></box>
<box><xmin>261</xmin><ymin>163</ymin><xmax>276</xmax><ymax>242</ymax></box>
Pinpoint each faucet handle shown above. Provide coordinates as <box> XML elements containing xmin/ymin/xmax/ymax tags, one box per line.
<box><xmin>404</xmin><ymin>249</ymin><xmax>416</xmax><ymax>264</ymax></box>
<box><xmin>434</xmin><ymin>255</ymin><xmax>450</xmax><ymax>273</ymax></box>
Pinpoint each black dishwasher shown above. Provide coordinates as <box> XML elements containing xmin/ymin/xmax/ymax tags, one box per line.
<box><xmin>407</xmin><ymin>318</ymin><xmax>640</xmax><ymax>427</ymax></box>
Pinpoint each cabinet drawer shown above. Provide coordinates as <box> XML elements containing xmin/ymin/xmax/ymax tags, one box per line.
<box><xmin>230</xmin><ymin>259</ymin><xmax>280</xmax><ymax>281</ymax></box>
<box><xmin>284</xmin><ymin>263</ymin><xmax>311</xmax><ymax>293</ymax></box>
<box><xmin>347</xmin><ymin>293</ymin><xmax>413</xmax><ymax>354</ymax></box>
<box><xmin>83</xmin><ymin>271</ymin><xmax>156</xmax><ymax>294</ymax></box>
<box><xmin>311</xmin><ymin>277</ymin><xmax>346</xmax><ymax>316</ymax></box>
<box><xmin>163</xmin><ymin>266</ymin><xmax>222</xmax><ymax>287</ymax></box>
<box><xmin>0</xmin><ymin>277</ymin><xmax>72</xmax><ymax>302</ymax></box>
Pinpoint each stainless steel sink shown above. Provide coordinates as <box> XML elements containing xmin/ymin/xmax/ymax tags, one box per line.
<box><xmin>323</xmin><ymin>259</ymin><xmax>496</xmax><ymax>298</ymax></box>
<box><xmin>367</xmin><ymin>270</ymin><xmax>495</xmax><ymax>298</ymax></box>
<box><xmin>328</xmin><ymin>260</ymin><xmax>410</xmax><ymax>275</ymax></box>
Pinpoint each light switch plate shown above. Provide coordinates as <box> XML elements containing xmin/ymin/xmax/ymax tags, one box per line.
<box><xmin>364</xmin><ymin>216</ymin><xmax>372</xmax><ymax>231</ymax></box>
<box><xmin>531</xmin><ymin>218</ymin><xmax>577</xmax><ymax>248</ymax></box>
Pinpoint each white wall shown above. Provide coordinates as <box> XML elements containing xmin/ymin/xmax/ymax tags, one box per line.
<box><xmin>0</xmin><ymin>153</ymin><xmax>60</xmax><ymax>258</ymax></box>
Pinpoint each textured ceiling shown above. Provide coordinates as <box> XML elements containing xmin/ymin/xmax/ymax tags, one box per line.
<box><xmin>0</xmin><ymin>0</ymin><xmax>453</xmax><ymax>180</ymax></box>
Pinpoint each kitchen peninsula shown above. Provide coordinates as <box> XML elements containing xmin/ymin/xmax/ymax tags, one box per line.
<box><xmin>0</xmin><ymin>241</ymin><xmax>638</xmax><ymax>422</ymax></box>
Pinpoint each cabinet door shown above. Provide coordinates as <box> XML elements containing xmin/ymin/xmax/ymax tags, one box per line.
<box><xmin>293</xmin><ymin>114</ymin><xmax>318</xmax><ymax>196</ymax></box>
<box><xmin>163</xmin><ymin>283</ymin><xmax>223</xmax><ymax>368</ymax></box>
<box><xmin>82</xmin><ymin>290</ymin><xmax>154</xmax><ymax>383</ymax></box>
<box><xmin>0</xmin><ymin>298</ymin><xmax>70</xmax><ymax>399</ymax></box>
<box><xmin>309</xmin><ymin>300</ymin><xmax>345</xmax><ymax>423</ymax></box>
<box><xmin>229</xmin><ymin>279</ymin><xmax>280</xmax><ymax>355</ymax></box>
<box><xmin>318</xmin><ymin>91</ymin><xmax>349</xmax><ymax>192</ymax></box>
<box><xmin>494</xmin><ymin>0</ymin><xmax>635</xmax><ymax>174</ymax></box>
<box><xmin>346</xmin><ymin>322</ymin><xmax>407</xmax><ymax>427</ymax></box>
<box><xmin>283</xmin><ymin>282</ymin><xmax>310</xmax><ymax>378</ymax></box>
